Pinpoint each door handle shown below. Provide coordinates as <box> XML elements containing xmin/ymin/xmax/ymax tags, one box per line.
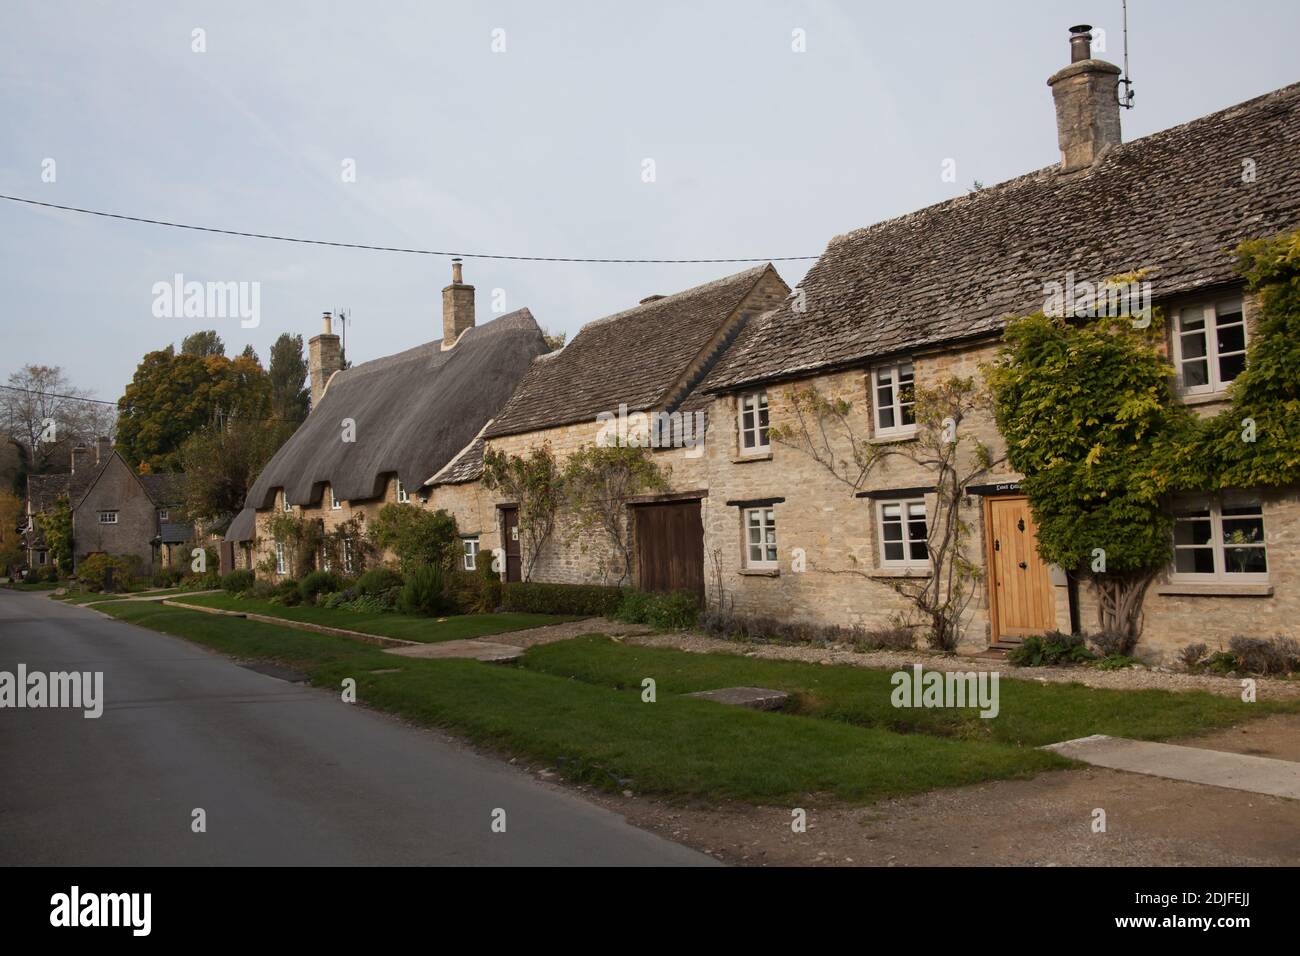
<box><xmin>1018</xmin><ymin>561</ymin><xmax>1027</xmax><ymax>569</ymax></box>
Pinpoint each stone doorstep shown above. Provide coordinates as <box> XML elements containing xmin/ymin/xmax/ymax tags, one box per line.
<box><xmin>385</xmin><ymin>640</ymin><xmax>523</xmax><ymax>663</ymax></box>
<box><xmin>684</xmin><ymin>686</ymin><xmax>792</xmax><ymax>711</ymax></box>
<box><xmin>1042</xmin><ymin>734</ymin><xmax>1300</xmax><ymax>801</ymax></box>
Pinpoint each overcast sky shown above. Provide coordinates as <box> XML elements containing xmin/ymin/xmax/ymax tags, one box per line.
<box><xmin>2</xmin><ymin>0</ymin><xmax>1297</xmax><ymax>403</ymax></box>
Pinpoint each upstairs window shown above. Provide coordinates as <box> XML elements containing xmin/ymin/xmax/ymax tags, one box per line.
<box><xmin>282</xmin><ymin>491</ymin><xmax>292</xmax><ymax>513</ymax></box>
<box><xmin>396</xmin><ymin>478</ymin><xmax>410</xmax><ymax>503</ymax></box>
<box><xmin>878</xmin><ymin>499</ymin><xmax>929</xmax><ymax>568</ymax></box>
<box><xmin>98</xmin><ymin>511</ymin><xmax>118</xmax><ymax>524</ymax></box>
<box><xmin>1172</xmin><ymin>496</ymin><xmax>1268</xmax><ymax>582</ymax></box>
<box><xmin>744</xmin><ymin>507</ymin><xmax>778</xmax><ymax>568</ymax></box>
<box><xmin>330</xmin><ymin>488</ymin><xmax>342</xmax><ymax>510</ymax></box>
<box><xmin>158</xmin><ymin>509</ymin><xmax>169</xmax><ymax>522</ymax></box>
<box><xmin>738</xmin><ymin>392</ymin><xmax>770</xmax><ymax>453</ymax></box>
<box><xmin>1174</xmin><ymin>297</ymin><xmax>1246</xmax><ymax>395</ymax></box>
<box><xmin>872</xmin><ymin>362</ymin><xmax>916</xmax><ymax>437</ymax></box>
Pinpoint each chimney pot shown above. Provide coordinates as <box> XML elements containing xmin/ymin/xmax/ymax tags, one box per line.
<box><xmin>1068</xmin><ymin>24</ymin><xmax>1093</xmax><ymax>62</ymax></box>
<box><xmin>451</xmin><ymin>258</ymin><xmax>464</xmax><ymax>285</ymax></box>
<box><xmin>322</xmin><ymin>311</ymin><xmax>333</xmax><ymax>335</ymax></box>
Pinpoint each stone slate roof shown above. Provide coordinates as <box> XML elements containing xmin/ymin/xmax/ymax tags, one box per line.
<box><xmin>139</xmin><ymin>473</ymin><xmax>185</xmax><ymax>507</ymax></box>
<box><xmin>429</xmin><ymin>434</ymin><xmax>486</xmax><ymax>486</ymax></box>
<box><xmin>708</xmin><ymin>82</ymin><xmax>1300</xmax><ymax>392</ymax></box>
<box><xmin>158</xmin><ymin>522</ymin><xmax>192</xmax><ymax>544</ymax></box>
<box><xmin>484</xmin><ymin>266</ymin><xmax>776</xmax><ymax>438</ymax></box>
<box><xmin>224</xmin><ymin>506</ymin><xmax>255</xmax><ymax>544</ymax></box>
<box><xmin>245</xmin><ymin>309</ymin><xmax>548</xmax><ymax>509</ymax></box>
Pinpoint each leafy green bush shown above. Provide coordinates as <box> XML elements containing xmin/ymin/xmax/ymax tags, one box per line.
<box><xmin>221</xmin><ymin>569</ymin><xmax>256</xmax><ymax>594</ymax></box>
<box><xmin>1008</xmin><ymin>632</ymin><xmax>1097</xmax><ymax>667</ymax></box>
<box><xmin>272</xmin><ymin>578</ymin><xmax>302</xmax><ymax>606</ymax></box>
<box><xmin>248</xmin><ymin>578</ymin><xmax>277</xmax><ymax>600</ymax></box>
<box><xmin>76</xmin><ymin>554</ymin><xmax>139</xmax><ymax>592</ymax></box>
<box><xmin>152</xmin><ymin>566</ymin><xmax>185</xmax><ymax>588</ymax></box>
<box><xmin>368</xmin><ymin>505</ymin><xmax>459</xmax><ymax>575</ymax></box>
<box><xmin>299</xmin><ymin>569</ymin><xmax>343</xmax><ymax>604</ymax></box>
<box><xmin>357</xmin><ymin>566</ymin><xmax>404</xmax><ymax>597</ymax></box>
<box><xmin>615</xmin><ymin>589</ymin><xmax>700</xmax><ymax>630</ymax></box>
<box><xmin>500</xmin><ymin>581</ymin><xmax>623</xmax><ymax>616</ymax></box>
<box><xmin>398</xmin><ymin>563</ymin><xmax>450</xmax><ymax>616</ymax></box>
<box><xmin>1204</xmin><ymin>651</ymin><xmax>1239</xmax><ymax>675</ymax></box>
<box><xmin>1093</xmin><ymin>655</ymin><xmax>1138</xmax><ymax>671</ymax></box>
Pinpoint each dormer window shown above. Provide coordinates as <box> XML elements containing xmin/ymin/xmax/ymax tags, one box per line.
<box><xmin>738</xmin><ymin>392</ymin><xmax>770</xmax><ymax>454</ymax></box>
<box><xmin>282</xmin><ymin>491</ymin><xmax>292</xmax><ymax>512</ymax></box>
<box><xmin>158</xmin><ymin>509</ymin><xmax>169</xmax><ymax>522</ymax></box>
<box><xmin>396</xmin><ymin>478</ymin><xmax>410</xmax><ymax>503</ymax></box>
<box><xmin>330</xmin><ymin>488</ymin><xmax>341</xmax><ymax>510</ymax></box>
<box><xmin>872</xmin><ymin>362</ymin><xmax>916</xmax><ymax>438</ymax></box>
<box><xmin>1173</xmin><ymin>297</ymin><xmax>1246</xmax><ymax>395</ymax></box>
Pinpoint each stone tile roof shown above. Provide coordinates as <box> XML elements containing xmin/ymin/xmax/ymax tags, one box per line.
<box><xmin>245</xmin><ymin>309</ymin><xmax>548</xmax><ymax>508</ymax></box>
<box><xmin>428</xmin><ymin>434</ymin><xmax>486</xmax><ymax>486</ymax></box>
<box><xmin>483</xmin><ymin>266</ymin><xmax>775</xmax><ymax>438</ymax></box>
<box><xmin>158</xmin><ymin>521</ymin><xmax>192</xmax><ymax>544</ymax></box>
<box><xmin>708</xmin><ymin>82</ymin><xmax>1300</xmax><ymax>391</ymax></box>
<box><xmin>139</xmin><ymin>473</ymin><xmax>185</xmax><ymax>507</ymax></box>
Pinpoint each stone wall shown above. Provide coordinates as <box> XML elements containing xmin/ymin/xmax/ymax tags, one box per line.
<box><xmin>72</xmin><ymin>456</ymin><xmax>159</xmax><ymax>573</ymax></box>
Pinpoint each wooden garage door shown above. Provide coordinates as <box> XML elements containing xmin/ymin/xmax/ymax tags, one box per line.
<box><xmin>634</xmin><ymin>500</ymin><xmax>704</xmax><ymax>600</ymax></box>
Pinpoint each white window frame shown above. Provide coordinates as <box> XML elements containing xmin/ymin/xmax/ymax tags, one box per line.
<box><xmin>877</xmin><ymin>498</ymin><xmax>930</xmax><ymax>569</ymax></box>
<box><xmin>158</xmin><ymin>509</ymin><xmax>169</xmax><ymax>521</ymax></box>
<box><xmin>738</xmin><ymin>391</ymin><xmax>770</xmax><ymax>454</ymax></box>
<box><xmin>396</xmin><ymin>478</ymin><xmax>410</xmax><ymax>503</ymax></box>
<box><xmin>1172</xmin><ymin>296</ymin><xmax>1247</xmax><ymax>396</ymax></box>
<box><xmin>282</xmin><ymin>491</ymin><xmax>292</xmax><ymax>513</ymax></box>
<box><xmin>744</xmin><ymin>507</ymin><xmax>778</xmax><ymax>569</ymax></box>
<box><xmin>275</xmin><ymin>541</ymin><xmax>287</xmax><ymax>575</ymax></box>
<box><xmin>98</xmin><ymin>511</ymin><xmax>118</xmax><ymax>524</ymax></box>
<box><xmin>462</xmin><ymin>536</ymin><xmax>481</xmax><ymax>571</ymax></box>
<box><xmin>342</xmin><ymin>538</ymin><xmax>354</xmax><ymax>574</ymax></box>
<box><xmin>330</xmin><ymin>487</ymin><xmax>342</xmax><ymax>510</ymax></box>
<box><xmin>321</xmin><ymin>547</ymin><xmax>332</xmax><ymax>572</ymax></box>
<box><xmin>871</xmin><ymin>361</ymin><xmax>917</xmax><ymax>438</ymax></box>
<box><xmin>1170</xmin><ymin>495</ymin><xmax>1268</xmax><ymax>583</ymax></box>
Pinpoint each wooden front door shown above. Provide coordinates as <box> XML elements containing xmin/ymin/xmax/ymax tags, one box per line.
<box><xmin>634</xmin><ymin>500</ymin><xmax>704</xmax><ymax>600</ymax></box>
<box><xmin>501</xmin><ymin>507</ymin><xmax>522</xmax><ymax>583</ymax></box>
<box><xmin>986</xmin><ymin>496</ymin><xmax>1056</xmax><ymax>641</ymax></box>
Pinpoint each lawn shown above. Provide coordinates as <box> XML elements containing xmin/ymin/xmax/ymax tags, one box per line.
<box><xmin>101</xmin><ymin>601</ymin><xmax>1067</xmax><ymax>803</ymax></box>
<box><xmin>53</xmin><ymin>588</ymin><xmax>183</xmax><ymax>606</ymax></box>
<box><xmin>173</xmin><ymin>591</ymin><xmax>578</xmax><ymax>643</ymax></box>
<box><xmin>523</xmin><ymin>635</ymin><xmax>1297</xmax><ymax>747</ymax></box>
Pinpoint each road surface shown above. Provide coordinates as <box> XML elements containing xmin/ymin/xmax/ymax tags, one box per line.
<box><xmin>0</xmin><ymin>590</ymin><xmax>712</xmax><ymax>865</ymax></box>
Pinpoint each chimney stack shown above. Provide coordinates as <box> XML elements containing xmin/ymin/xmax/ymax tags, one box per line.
<box><xmin>95</xmin><ymin>436</ymin><xmax>112</xmax><ymax>465</ymax></box>
<box><xmin>308</xmin><ymin>310</ymin><xmax>344</xmax><ymax>410</ymax></box>
<box><xmin>441</xmin><ymin>258</ymin><xmax>476</xmax><ymax>348</ymax></box>
<box><xmin>71</xmin><ymin>445</ymin><xmax>91</xmax><ymax>474</ymax></box>
<box><xmin>1047</xmin><ymin>25</ymin><xmax>1122</xmax><ymax>173</ymax></box>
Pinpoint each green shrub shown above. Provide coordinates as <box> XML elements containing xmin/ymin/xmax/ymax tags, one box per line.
<box><xmin>1204</xmin><ymin>650</ymin><xmax>1239</xmax><ymax>675</ymax></box>
<box><xmin>357</xmin><ymin>566</ymin><xmax>404</xmax><ymax>597</ymax></box>
<box><xmin>299</xmin><ymin>569</ymin><xmax>343</xmax><ymax>604</ymax></box>
<box><xmin>248</xmin><ymin>578</ymin><xmax>277</xmax><ymax>600</ymax></box>
<box><xmin>76</xmin><ymin>554</ymin><xmax>138</xmax><ymax>592</ymax></box>
<box><xmin>221</xmin><ymin>569</ymin><xmax>256</xmax><ymax>594</ymax></box>
<box><xmin>615</xmin><ymin>589</ymin><xmax>700</xmax><ymax>630</ymax></box>
<box><xmin>368</xmin><ymin>504</ymin><xmax>459</xmax><ymax>575</ymax></box>
<box><xmin>1092</xmin><ymin>654</ymin><xmax>1138</xmax><ymax>671</ymax></box>
<box><xmin>152</xmin><ymin>566</ymin><xmax>185</xmax><ymax>588</ymax></box>
<box><xmin>398</xmin><ymin>563</ymin><xmax>450</xmax><ymax>616</ymax></box>
<box><xmin>500</xmin><ymin>581</ymin><xmax>623</xmax><ymax>616</ymax></box>
<box><xmin>1009</xmin><ymin>632</ymin><xmax>1097</xmax><ymax>667</ymax></box>
<box><xmin>273</xmin><ymin>578</ymin><xmax>302</xmax><ymax>606</ymax></box>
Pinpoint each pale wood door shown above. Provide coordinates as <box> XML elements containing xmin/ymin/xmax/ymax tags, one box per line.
<box><xmin>987</xmin><ymin>496</ymin><xmax>1056</xmax><ymax>640</ymax></box>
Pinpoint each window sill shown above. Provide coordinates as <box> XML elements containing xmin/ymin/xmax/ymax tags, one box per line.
<box><xmin>869</xmin><ymin>431</ymin><xmax>917</xmax><ymax>445</ymax></box>
<box><xmin>1177</xmin><ymin>390</ymin><xmax>1233</xmax><ymax>406</ymax></box>
<box><xmin>732</xmin><ymin>451</ymin><xmax>773</xmax><ymax>463</ymax></box>
<box><xmin>869</xmin><ymin>567</ymin><xmax>932</xmax><ymax>579</ymax></box>
<box><xmin>1155</xmin><ymin>582</ymin><xmax>1273</xmax><ymax>597</ymax></box>
<box><xmin>739</xmin><ymin>568</ymin><xmax>780</xmax><ymax>577</ymax></box>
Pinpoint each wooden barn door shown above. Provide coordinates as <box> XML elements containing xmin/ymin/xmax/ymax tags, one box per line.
<box><xmin>986</xmin><ymin>496</ymin><xmax>1055</xmax><ymax>641</ymax></box>
<box><xmin>634</xmin><ymin>501</ymin><xmax>704</xmax><ymax>600</ymax></box>
<box><xmin>500</xmin><ymin>507</ymin><xmax>522</xmax><ymax>583</ymax></box>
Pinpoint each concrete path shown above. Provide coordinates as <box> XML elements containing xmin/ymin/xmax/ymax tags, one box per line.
<box><xmin>1044</xmin><ymin>734</ymin><xmax>1300</xmax><ymax>800</ymax></box>
<box><xmin>0</xmin><ymin>589</ymin><xmax>714</xmax><ymax>865</ymax></box>
<box><xmin>387</xmin><ymin>639</ymin><xmax>523</xmax><ymax>663</ymax></box>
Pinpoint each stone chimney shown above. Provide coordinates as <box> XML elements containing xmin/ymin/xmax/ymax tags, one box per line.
<box><xmin>441</xmin><ymin>258</ymin><xmax>475</xmax><ymax>349</ymax></box>
<box><xmin>308</xmin><ymin>311</ymin><xmax>344</xmax><ymax>410</ymax></box>
<box><xmin>71</xmin><ymin>445</ymin><xmax>91</xmax><ymax>474</ymax></box>
<box><xmin>95</xmin><ymin>436</ymin><xmax>112</xmax><ymax>465</ymax></box>
<box><xmin>1047</xmin><ymin>25</ymin><xmax>1122</xmax><ymax>173</ymax></box>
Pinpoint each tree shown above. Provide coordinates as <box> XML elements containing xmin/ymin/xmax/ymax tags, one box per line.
<box><xmin>772</xmin><ymin>377</ymin><xmax>1002</xmax><ymax>652</ymax></box>
<box><xmin>178</xmin><ymin>417</ymin><xmax>295</xmax><ymax>530</ymax></box>
<box><xmin>181</xmin><ymin>330</ymin><xmax>226</xmax><ymax>357</ymax></box>
<box><xmin>482</xmin><ymin>444</ymin><xmax>564</xmax><ymax>582</ymax></box>
<box><xmin>115</xmin><ymin>348</ymin><xmax>271</xmax><ymax>471</ymax></box>
<box><xmin>2</xmin><ymin>365</ymin><xmax>115</xmax><ymax>474</ymax></box>
<box><xmin>37</xmin><ymin>496</ymin><xmax>73</xmax><ymax>573</ymax></box>
<box><xmin>563</xmin><ymin>444</ymin><xmax>668</xmax><ymax>584</ymax></box>
<box><xmin>0</xmin><ymin>490</ymin><xmax>23</xmax><ymax>574</ymax></box>
<box><xmin>987</xmin><ymin>309</ymin><xmax>1195</xmax><ymax>643</ymax></box>
<box><xmin>268</xmin><ymin>333</ymin><xmax>310</xmax><ymax>425</ymax></box>
<box><xmin>368</xmin><ymin>503</ymin><xmax>458</xmax><ymax>575</ymax></box>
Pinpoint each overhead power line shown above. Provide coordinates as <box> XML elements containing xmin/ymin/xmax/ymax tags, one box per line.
<box><xmin>0</xmin><ymin>193</ymin><xmax>821</xmax><ymax>263</ymax></box>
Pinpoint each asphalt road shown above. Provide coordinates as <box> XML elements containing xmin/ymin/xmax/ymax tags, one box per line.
<box><xmin>0</xmin><ymin>590</ymin><xmax>713</xmax><ymax>865</ymax></box>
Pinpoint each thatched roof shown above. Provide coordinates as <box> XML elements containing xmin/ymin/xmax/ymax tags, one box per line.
<box><xmin>245</xmin><ymin>308</ymin><xmax>548</xmax><ymax>509</ymax></box>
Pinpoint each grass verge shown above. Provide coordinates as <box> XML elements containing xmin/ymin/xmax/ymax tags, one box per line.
<box><xmin>522</xmin><ymin>635</ymin><xmax>1297</xmax><ymax>747</ymax></box>
<box><xmin>101</xmin><ymin>601</ymin><xmax>1067</xmax><ymax>803</ymax></box>
<box><xmin>174</xmin><ymin>592</ymin><xmax>577</xmax><ymax>643</ymax></box>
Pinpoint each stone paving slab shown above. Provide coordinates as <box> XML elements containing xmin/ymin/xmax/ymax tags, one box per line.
<box><xmin>684</xmin><ymin>686</ymin><xmax>791</xmax><ymax>711</ymax></box>
<box><xmin>386</xmin><ymin>639</ymin><xmax>524</xmax><ymax>663</ymax></box>
<box><xmin>1043</xmin><ymin>734</ymin><xmax>1300</xmax><ymax>800</ymax></box>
